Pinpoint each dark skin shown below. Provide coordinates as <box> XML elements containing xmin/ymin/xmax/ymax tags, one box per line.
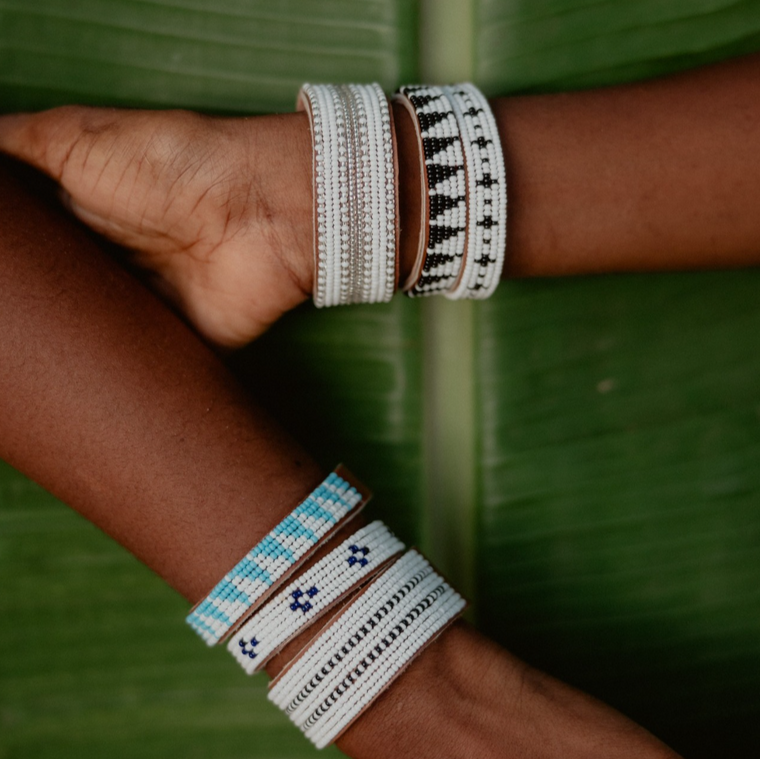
<box><xmin>0</xmin><ymin>159</ymin><xmax>677</xmax><ymax>757</ymax></box>
<box><xmin>4</xmin><ymin>50</ymin><xmax>758</xmax><ymax>757</ymax></box>
<box><xmin>2</xmin><ymin>53</ymin><xmax>760</xmax><ymax>348</ymax></box>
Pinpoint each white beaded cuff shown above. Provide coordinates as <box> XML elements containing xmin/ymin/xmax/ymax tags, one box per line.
<box><xmin>268</xmin><ymin>550</ymin><xmax>466</xmax><ymax>748</ymax></box>
<box><xmin>298</xmin><ymin>83</ymin><xmax>397</xmax><ymax>308</ymax></box>
<box><xmin>444</xmin><ymin>84</ymin><xmax>507</xmax><ymax>299</ymax></box>
<box><xmin>186</xmin><ymin>467</ymin><xmax>368</xmax><ymax>646</ymax></box>
<box><xmin>228</xmin><ymin>520</ymin><xmax>404</xmax><ymax>673</ymax></box>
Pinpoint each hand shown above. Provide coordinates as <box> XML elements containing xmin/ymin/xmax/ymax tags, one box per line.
<box><xmin>0</xmin><ymin>106</ymin><xmax>315</xmax><ymax>348</ymax></box>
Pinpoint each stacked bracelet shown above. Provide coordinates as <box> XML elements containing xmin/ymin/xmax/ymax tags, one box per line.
<box><xmin>186</xmin><ymin>468</ymin><xmax>368</xmax><ymax>646</ymax></box>
<box><xmin>228</xmin><ymin>520</ymin><xmax>404</xmax><ymax>673</ymax></box>
<box><xmin>393</xmin><ymin>82</ymin><xmax>507</xmax><ymax>299</ymax></box>
<box><xmin>298</xmin><ymin>83</ymin><xmax>397</xmax><ymax>308</ymax></box>
<box><xmin>268</xmin><ymin>550</ymin><xmax>466</xmax><ymax>748</ymax></box>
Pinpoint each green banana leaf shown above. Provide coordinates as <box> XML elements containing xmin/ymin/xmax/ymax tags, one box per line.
<box><xmin>0</xmin><ymin>3</ymin><xmax>420</xmax><ymax>758</ymax></box>
<box><xmin>472</xmin><ymin>3</ymin><xmax>760</xmax><ymax>757</ymax></box>
<box><xmin>2</xmin><ymin>1</ymin><xmax>760</xmax><ymax>757</ymax></box>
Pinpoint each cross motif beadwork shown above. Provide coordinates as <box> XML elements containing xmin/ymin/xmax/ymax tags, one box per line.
<box><xmin>347</xmin><ymin>544</ymin><xmax>371</xmax><ymax>568</ymax></box>
<box><xmin>290</xmin><ymin>586</ymin><xmax>319</xmax><ymax>614</ymax></box>
<box><xmin>239</xmin><ymin>637</ymin><xmax>259</xmax><ymax>659</ymax></box>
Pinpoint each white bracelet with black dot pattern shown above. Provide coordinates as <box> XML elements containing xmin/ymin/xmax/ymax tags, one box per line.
<box><xmin>444</xmin><ymin>84</ymin><xmax>507</xmax><ymax>299</ymax></box>
<box><xmin>268</xmin><ymin>550</ymin><xmax>466</xmax><ymax>748</ymax></box>
<box><xmin>309</xmin><ymin>587</ymin><xmax>464</xmax><ymax>748</ymax></box>
<box><xmin>298</xmin><ymin>83</ymin><xmax>396</xmax><ymax>308</ymax></box>
<box><xmin>395</xmin><ymin>85</ymin><xmax>467</xmax><ymax>297</ymax></box>
<box><xmin>228</xmin><ymin>521</ymin><xmax>404</xmax><ymax>673</ymax></box>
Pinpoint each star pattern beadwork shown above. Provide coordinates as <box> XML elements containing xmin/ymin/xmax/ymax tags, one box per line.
<box><xmin>347</xmin><ymin>545</ymin><xmax>371</xmax><ymax>568</ymax></box>
<box><xmin>290</xmin><ymin>586</ymin><xmax>319</xmax><ymax>614</ymax></box>
<box><xmin>239</xmin><ymin>637</ymin><xmax>259</xmax><ymax>659</ymax></box>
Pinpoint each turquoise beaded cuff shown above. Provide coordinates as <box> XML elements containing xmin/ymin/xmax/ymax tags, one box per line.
<box><xmin>186</xmin><ymin>467</ymin><xmax>369</xmax><ymax>646</ymax></box>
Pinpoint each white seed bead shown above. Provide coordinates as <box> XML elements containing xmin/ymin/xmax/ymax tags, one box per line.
<box><xmin>268</xmin><ymin>550</ymin><xmax>466</xmax><ymax>748</ymax></box>
<box><xmin>228</xmin><ymin>521</ymin><xmax>404</xmax><ymax>673</ymax></box>
<box><xmin>299</xmin><ymin>84</ymin><xmax>397</xmax><ymax>307</ymax></box>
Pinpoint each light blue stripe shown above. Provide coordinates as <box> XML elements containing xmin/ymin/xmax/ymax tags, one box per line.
<box><xmin>273</xmin><ymin>516</ymin><xmax>318</xmax><ymax>543</ymax></box>
<box><xmin>209</xmin><ymin>582</ymin><xmax>250</xmax><ymax>606</ymax></box>
<box><xmin>186</xmin><ymin>614</ymin><xmax>219</xmax><ymax>641</ymax></box>
<box><xmin>251</xmin><ymin>535</ymin><xmax>295</xmax><ymax>564</ymax></box>
<box><xmin>229</xmin><ymin>556</ymin><xmax>273</xmax><ymax>586</ymax></box>
<box><xmin>194</xmin><ymin>599</ymin><xmax>232</xmax><ymax>625</ymax></box>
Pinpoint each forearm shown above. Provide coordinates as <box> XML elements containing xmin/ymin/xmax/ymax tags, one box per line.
<box><xmin>0</xmin><ymin>158</ymin><xmax>678</xmax><ymax>758</ymax></box>
<box><xmin>0</xmin><ymin>156</ymin><xmax>321</xmax><ymax>601</ymax></box>
<box><xmin>492</xmin><ymin>52</ymin><xmax>760</xmax><ymax>277</ymax></box>
<box><xmin>270</xmin><ymin>52</ymin><xmax>760</xmax><ymax>290</ymax></box>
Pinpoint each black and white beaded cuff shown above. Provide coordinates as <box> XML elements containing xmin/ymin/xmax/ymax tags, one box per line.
<box><xmin>444</xmin><ymin>84</ymin><xmax>507</xmax><ymax>299</ymax></box>
<box><xmin>395</xmin><ymin>82</ymin><xmax>507</xmax><ymax>300</ymax></box>
<box><xmin>395</xmin><ymin>85</ymin><xmax>467</xmax><ymax>297</ymax></box>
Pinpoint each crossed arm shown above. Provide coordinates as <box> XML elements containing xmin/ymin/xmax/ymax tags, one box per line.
<box><xmin>2</xmin><ymin>52</ymin><xmax>760</xmax><ymax>348</ymax></box>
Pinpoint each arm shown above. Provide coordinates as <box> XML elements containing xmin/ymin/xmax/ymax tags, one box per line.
<box><xmin>2</xmin><ymin>53</ymin><xmax>760</xmax><ymax>347</ymax></box>
<box><xmin>0</xmin><ymin>156</ymin><xmax>677</xmax><ymax>758</ymax></box>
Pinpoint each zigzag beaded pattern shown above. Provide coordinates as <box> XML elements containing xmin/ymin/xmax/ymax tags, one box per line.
<box><xmin>228</xmin><ymin>521</ymin><xmax>404</xmax><ymax>673</ymax></box>
<box><xmin>398</xmin><ymin>86</ymin><xmax>467</xmax><ymax>297</ymax></box>
<box><xmin>186</xmin><ymin>471</ymin><xmax>363</xmax><ymax>646</ymax></box>
<box><xmin>445</xmin><ymin>84</ymin><xmax>507</xmax><ymax>299</ymax></box>
<box><xmin>268</xmin><ymin>550</ymin><xmax>466</xmax><ymax>748</ymax></box>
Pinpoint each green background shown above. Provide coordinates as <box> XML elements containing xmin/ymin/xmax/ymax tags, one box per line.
<box><xmin>2</xmin><ymin>0</ymin><xmax>760</xmax><ymax>756</ymax></box>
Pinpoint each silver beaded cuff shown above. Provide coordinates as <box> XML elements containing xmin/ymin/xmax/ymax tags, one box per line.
<box><xmin>298</xmin><ymin>83</ymin><xmax>397</xmax><ymax>308</ymax></box>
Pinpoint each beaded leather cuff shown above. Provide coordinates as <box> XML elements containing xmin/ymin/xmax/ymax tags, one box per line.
<box><xmin>228</xmin><ymin>520</ymin><xmax>404</xmax><ymax>673</ymax></box>
<box><xmin>186</xmin><ymin>467</ymin><xmax>369</xmax><ymax>646</ymax></box>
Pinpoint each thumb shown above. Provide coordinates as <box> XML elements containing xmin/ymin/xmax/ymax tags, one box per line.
<box><xmin>0</xmin><ymin>106</ymin><xmax>122</xmax><ymax>184</ymax></box>
<box><xmin>0</xmin><ymin>106</ymin><xmax>182</xmax><ymax>250</ymax></box>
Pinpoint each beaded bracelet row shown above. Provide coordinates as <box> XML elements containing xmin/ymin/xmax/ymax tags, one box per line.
<box><xmin>298</xmin><ymin>83</ymin><xmax>397</xmax><ymax>308</ymax></box>
<box><xmin>394</xmin><ymin>85</ymin><xmax>467</xmax><ymax>297</ymax></box>
<box><xmin>296</xmin><ymin>81</ymin><xmax>506</xmax><ymax>307</ymax></box>
<box><xmin>309</xmin><ymin>584</ymin><xmax>464</xmax><ymax>748</ymax></box>
<box><xmin>228</xmin><ymin>520</ymin><xmax>404</xmax><ymax>673</ymax></box>
<box><xmin>268</xmin><ymin>550</ymin><xmax>466</xmax><ymax>748</ymax></box>
<box><xmin>443</xmin><ymin>84</ymin><xmax>507</xmax><ymax>299</ymax></box>
<box><xmin>186</xmin><ymin>468</ymin><xmax>368</xmax><ymax>646</ymax></box>
<box><xmin>395</xmin><ymin>83</ymin><xmax>507</xmax><ymax>300</ymax></box>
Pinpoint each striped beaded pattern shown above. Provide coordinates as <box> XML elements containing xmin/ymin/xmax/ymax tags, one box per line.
<box><xmin>186</xmin><ymin>471</ymin><xmax>365</xmax><ymax>646</ymax></box>
<box><xmin>396</xmin><ymin>85</ymin><xmax>467</xmax><ymax>297</ymax></box>
<box><xmin>228</xmin><ymin>521</ymin><xmax>404</xmax><ymax>673</ymax></box>
<box><xmin>299</xmin><ymin>83</ymin><xmax>396</xmax><ymax>308</ymax></box>
<box><xmin>268</xmin><ymin>550</ymin><xmax>466</xmax><ymax>748</ymax></box>
<box><xmin>444</xmin><ymin>84</ymin><xmax>507</xmax><ymax>299</ymax></box>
